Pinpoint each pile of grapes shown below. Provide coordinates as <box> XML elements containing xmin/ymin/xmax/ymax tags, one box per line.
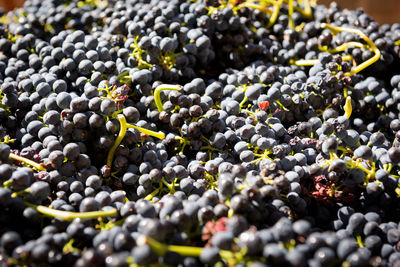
<box><xmin>2</xmin><ymin>0</ymin><xmax>400</xmax><ymax>265</ymax></box>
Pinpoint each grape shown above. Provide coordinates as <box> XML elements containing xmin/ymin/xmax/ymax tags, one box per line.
<box><xmin>199</xmin><ymin>247</ymin><xmax>220</xmax><ymax>265</ymax></box>
<box><xmin>29</xmin><ymin>181</ymin><xmax>50</xmax><ymax>201</ymax></box>
<box><xmin>1</xmin><ymin>231</ymin><xmax>22</xmax><ymax>255</ymax></box>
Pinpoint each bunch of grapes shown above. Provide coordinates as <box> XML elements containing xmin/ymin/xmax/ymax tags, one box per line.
<box><xmin>1</xmin><ymin>0</ymin><xmax>400</xmax><ymax>266</ymax></box>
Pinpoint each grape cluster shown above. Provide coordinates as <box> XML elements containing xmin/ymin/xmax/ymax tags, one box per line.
<box><xmin>1</xmin><ymin>0</ymin><xmax>400</xmax><ymax>266</ymax></box>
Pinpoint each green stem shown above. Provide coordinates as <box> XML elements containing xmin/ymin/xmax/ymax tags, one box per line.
<box><xmin>239</xmin><ymin>2</ymin><xmax>273</xmax><ymax>15</ymax></box>
<box><xmin>117</xmin><ymin>70</ymin><xmax>130</xmax><ymax>80</ymax></box>
<box><xmin>97</xmin><ymin>218</ymin><xmax>125</xmax><ymax>231</ymax></box>
<box><xmin>167</xmin><ymin>244</ymin><xmax>203</xmax><ymax>257</ymax></box>
<box><xmin>329</xmin><ymin>152</ymin><xmax>338</xmax><ymax>160</ymax></box>
<box><xmin>179</xmin><ymin>142</ymin><xmax>187</xmax><ymax>155</ymax></box>
<box><xmin>107</xmin><ymin>114</ymin><xmax>165</xmax><ymax>167</ymax></box>
<box><xmin>138</xmin><ymin>235</ymin><xmax>168</xmax><ymax>256</ymax></box>
<box><xmin>107</xmin><ymin>114</ymin><xmax>127</xmax><ymax>167</ymax></box>
<box><xmin>200</xmin><ymin>135</ymin><xmax>210</xmax><ymax>144</ymax></box>
<box><xmin>284</xmin><ymin>239</ymin><xmax>297</xmax><ymax>250</ymax></box>
<box><xmin>126</xmin><ymin>123</ymin><xmax>165</xmax><ymax>139</ymax></box>
<box><xmin>357</xmin><ymin>164</ymin><xmax>374</xmax><ymax>177</ymax></box>
<box><xmin>356</xmin><ymin>235</ymin><xmax>364</xmax><ymax>248</ymax></box>
<box><xmin>144</xmin><ymin>187</ymin><xmax>160</xmax><ymax>201</ymax></box>
<box><xmin>321</xmin><ymin>23</ymin><xmax>381</xmax><ymax>76</ymax></box>
<box><xmin>28</xmin><ymin>203</ymin><xmax>117</xmax><ymax>221</ymax></box>
<box><xmin>383</xmin><ymin>164</ymin><xmax>389</xmax><ymax>172</ymax></box>
<box><xmin>130</xmin><ymin>36</ymin><xmax>153</xmax><ymax>69</ymax></box>
<box><xmin>0</xmin><ymin>135</ymin><xmax>15</xmax><ymax>144</ymax></box>
<box><xmin>294</xmin><ymin>54</ymin><xmax>352</xmax><ymax>67</ymax></box>
<box><xmin>11</xmin><ymin>188</ymin><xmax>30</xmax><ymax>198</ymax></box>
<box><xmin>396</xmin><ymin>185</ymin><xmax>400</xmax><ymax>196</ymax></box>
<box><xmin>141</xmin><ymin>235</ymin><xmax>236</xmax><ymax>260</ymax></box>
<box><xmin>251</xmin><ymin>157</ymin><xmax>264</xmax><ymax>164</ymax></box>
<box><xmin>344</xmin><ymin>96</ymin><xmax>352</xmax><ymax>119</ymax></box>
<box><xmin>63</xmin><ymin>239</ymin><xmax>81</xmax><ymax>254</ymax></box>
<box><xmin>228</xmin><ymin>208</ymin><xmax>234</xmax><ymax>218</ymax></box>
<box><xmin>293</xmin><ymin>59</ymin><xmax>319</xmax><ymax>66</ymax></box>
<box><xmin>154</xmin><ymin>84</ymin><xmax>182</xmax><ymax>112</ymax></box>
<box><xmin>267</xmin><ymin>0</ymin><xmax>283</xmax><ymax>28</ymax></box>
<box><xmin>239</xmin><ymin>96</ymin><xmax>249</xmax><ymax>110</ymax></box>
<box><xmin>320</xmin><ymin>42</ymin><xmax>367</xmax><ymax>53</ymax></box>
<box><xmin>387</xmin><ymin>163</ymin><xmax>394</xmax><ymax>174</ymax></box>
<box><xmin>253</xmin><ymin>149</ymin><xmax>272</xmax><ymax>161</ymax></box>
<box><xmin>3</xmin><ymin>180</ymin><xmax>12</xmax><ymax>188</ymax></box>
<box><xmin>158</xmin><ymin>52</ymin><xmax>184</xmax><ymax>70</ymax></box>
<box><xmin>161</xmin><ymin>178</ymin><xmax>175</xmax><ymax>193</ymax></box>
<box><xmin>200</xmin><ymin>145</ymin><xmax>222</xmax><ymax>152</ymax></box>
<box><xmin>288</xmin><ymin>0</ymin><xmax>294</xmax><ymax>28</ymax></box>
<box><xmin>301</xmin><ymin>0</ymin><xmax>312</xmax><ymax>18</ymax></box>
<box><xmin>346</xmin><ymin>160</ymin><xmax>374</xmax><ymax>177</ymax></box>
<box><xmin>9</xmin><ymin>153</ymin><xmax>46</xmax><ymax>171</ymax></box>
<box><xmin>275</xmin><ymin>100</ymin><xmax>289</xmax><ymax>111</ymax></box>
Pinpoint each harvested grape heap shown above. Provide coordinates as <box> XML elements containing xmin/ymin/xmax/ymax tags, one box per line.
<box><xmin>2</xmin><ymin>0</ymin><xmax>400</xmax><ymax>266</ymax></box>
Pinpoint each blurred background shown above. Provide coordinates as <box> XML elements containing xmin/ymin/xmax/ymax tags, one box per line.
<box><xmin>319</xmin><ymin>0</ymin><xmax>400</xmax><ymax>24</ymax></box>
<box><xmin>0</xmin><ymin>0</ymin><xmax>399</xmax><ymax>24</ymax></box>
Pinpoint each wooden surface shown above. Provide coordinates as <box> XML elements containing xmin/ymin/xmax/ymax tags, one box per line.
<box><xmin>0</xmin><ymin>0</ymin><xmax>399</xmax><ymax>24</ymax></box>
<box><xmin>319</xmin><ymin>0</ymin><xmax>400</xmax><ymax>24</ymax></box>
<box><xmin>0</xmin><ymin>0</ymin><xmax>24</xmax><ymax>12</ymax></box>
